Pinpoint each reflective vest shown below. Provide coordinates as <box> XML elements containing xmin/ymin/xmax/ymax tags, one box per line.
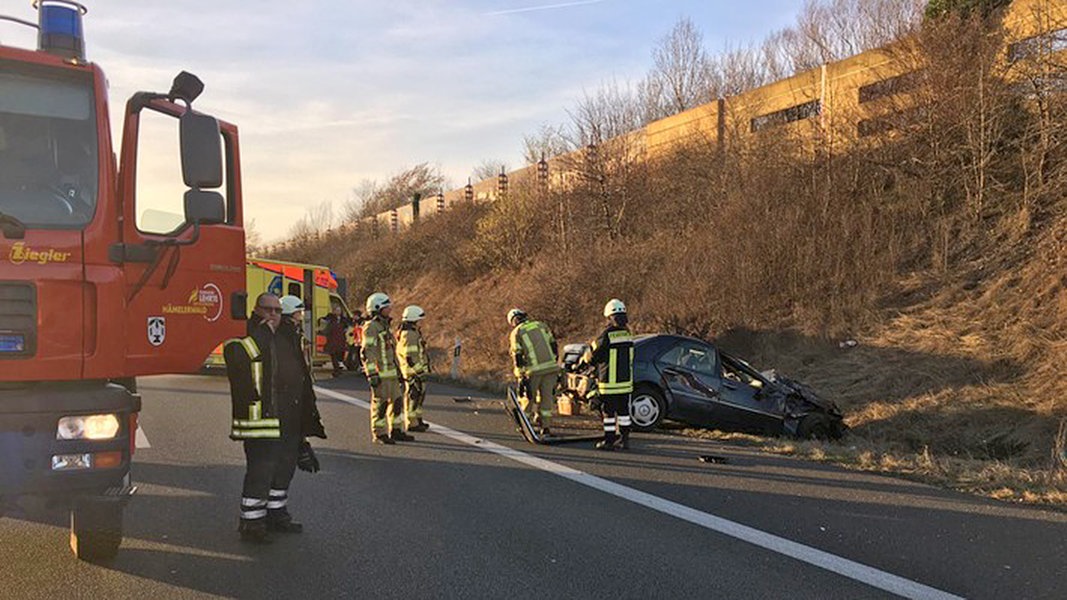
<box><xmin>589</xmin><ymin>328</ymin><xmax>634</xmax><ymax>395</ymax></box>
<box><xmin>225</xmin><ymin>336</ymin><xmax>281</xmax><ymax>440</ymax></box>
<box><xmin>397</xmin><ymin>326</ymin><xmax>428</xmax><ymax>379</ymax></box>
<box><xmin>361</xmin><ymin>316</ymin><xmax>399</xmax><ymax>379</ymax></box>
<box><xmin>509</xmin><ymin>320</ymin><xmax>559</xmax><ymax>378</ymax></box>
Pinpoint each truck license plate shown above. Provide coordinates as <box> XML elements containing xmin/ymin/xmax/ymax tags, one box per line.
<box><xmin>0</xmin><ymin>334</ymin><xmax>25</xmax><ymax>353</ymax></box>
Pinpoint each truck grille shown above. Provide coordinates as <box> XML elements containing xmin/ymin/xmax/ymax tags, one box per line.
<box><xmin>0</xmin><ymin>282</ymin><xmax>36</xmax><ymax>358</ymax></box>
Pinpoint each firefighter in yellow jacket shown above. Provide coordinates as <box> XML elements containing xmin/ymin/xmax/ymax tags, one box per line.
<box><xmin>397</xmin><ymin>305</ymin><xmax>430</xmax><ymax>432</ymax></box>
<box><xmin>361</xmin><ymin>292</ymin><xmax>414</xmax><ymax>444</ymax></box>
<box><xmin>585</xmin><ymin>299</ymin><xmax>635</xmax><ymax>451</ymax></box>
<box><xmin>507</xmin><ymin>308</ymin><xmax>560</xmax><ymax>436</ymax></box>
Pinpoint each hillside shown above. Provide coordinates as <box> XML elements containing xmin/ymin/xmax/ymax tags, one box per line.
<box><xmin>273</xmin><ymin>14</ymin><xmax>1067</xmax><ymax>505</ymax></box>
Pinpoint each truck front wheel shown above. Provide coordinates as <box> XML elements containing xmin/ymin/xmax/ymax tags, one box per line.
<box><xmin>70</xmin><ymin>498</ymin><xmax>124</xmax><ymax>562</ymax></box>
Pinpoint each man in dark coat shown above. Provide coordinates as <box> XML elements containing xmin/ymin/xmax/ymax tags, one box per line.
<box><xmin>224</xmin><ymin>293</ymin><xmax>325</xmax><ymax>544</ymax></box>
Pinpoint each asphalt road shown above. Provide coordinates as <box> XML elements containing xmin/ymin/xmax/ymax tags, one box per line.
<box><xmin>1</xmin><ymin>373</ymin><xmax>1065</xmax><ymax>599</ymax></box>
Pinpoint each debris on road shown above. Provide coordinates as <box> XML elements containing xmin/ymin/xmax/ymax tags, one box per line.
<box><xmin>698</xmin><ymin>454</ymin><xmax>729</xmax><ymax>464</ymax></box>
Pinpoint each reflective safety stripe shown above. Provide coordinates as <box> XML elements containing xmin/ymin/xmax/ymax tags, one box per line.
<box><xmin>242</xmin><ymin>497</ymin><xmax>267</xmax><ymax>507</ymax></box>
<box><xmin>267</xmin><ymin>499</ymin><xmax>287</xmax><ymax>509</ymax></box>
<box><xmin>376</xmin><ymin>328</ymin><xmax>398</xmax><ymax>377</ymax></box>
<box><xmin>240</xmin><ymin>337</ymin><xmax>260</xmax><ymax>359</ymax></box>
<box><xmin>515</xmin><ymin>321</ymin><xmax>558</xmax><ymax>376</ymax></box>
<box><xmin>241</xmin><ymin>509</ymin><xmax>268</xmax><ymax>520</ymax></box>
<box><xmin>362</xmin><ymin>319</ymin><xmax>399</xmax><ymax>378</ymax></box>
<box><xmin>232</xmin><ymin>418</ymin><xmax>280</xmax><ymax>429</ymax></box>
<box><xmin>232</xmin><ymin>429</ymin><xmax>281</xmax><ymax>439</ymax></box>
<box><xmin>598</xmin><ymin>330</ymin><xmax>634</xmax><ymax>394</ymax></box>
<box><xmin>226</xmin><ymin>336</ymin><xmax>264</xmax><ymax>396</ymax></box>
<box><xmin>599</xmin><ymin>381</ymin><xmax>634</xmax><ymax>394</ymax></box>
<box><xmin>397</xmin><ymin>329</ymin><xmax>428</xmax><ymax>377</ymax></box>
<box><xmin>251</xmin><ymin>362</ymin><xmax>263</xmax><ymax>396</ymax></box>
<box><xmin>618</xmin><ymin>416</ymin><xmax>632</xmax><ymax>427</ymax></box>
<box><xmin>226</xmin><ymin>337</ymin><xmax>275</xmax><ymax>439</ymax></box>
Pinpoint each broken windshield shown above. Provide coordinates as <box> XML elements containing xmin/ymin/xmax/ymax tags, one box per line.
<box><xmin>0</xmin><ymin>63</ymin><xmax>98</xmax><ymax>229</ymax></box>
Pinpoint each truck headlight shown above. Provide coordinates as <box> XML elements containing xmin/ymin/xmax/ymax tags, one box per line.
<box><xmin>57</xmin><ymin>414</ymin><xmax>121</xmax><ymax>440</ymax></box>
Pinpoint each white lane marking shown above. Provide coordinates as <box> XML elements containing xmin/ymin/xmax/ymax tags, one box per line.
<box><xmin>136</xmin><ymin>425</ymin><xmax>151</xmax><ymax>449</ymax></box>
<box><xmin>315</xmin><ymin>386</ymin><xmax>962</xmax><ymax>600</ymax></box>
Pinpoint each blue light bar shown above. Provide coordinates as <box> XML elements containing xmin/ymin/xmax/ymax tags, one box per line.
<box><xmin>35</xmin><ymin>0</ymin><xmax>87</xmax><ymax>61</ymax></box>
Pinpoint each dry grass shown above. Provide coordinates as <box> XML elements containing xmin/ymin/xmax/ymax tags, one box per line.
<box><xmin>270</xmin><ymin>21</ymin><xmax>1067</xmax><ymax>509</ymax></box>
<box><xmin>680</xmin><ymin>428</ymin><xmax>1067</xmax><ymax>507</ymax></box>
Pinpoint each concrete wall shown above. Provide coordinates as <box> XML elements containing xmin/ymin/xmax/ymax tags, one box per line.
<box><xmin>348</xmin><ymin>0</ymin><xmax>1067</xmax><ymax>234</ymax></box>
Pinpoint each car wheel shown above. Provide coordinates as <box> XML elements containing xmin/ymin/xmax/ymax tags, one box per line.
<box><xmin>796</xmin><ymin>413</ymin><xmax>838</xmax><ymax>441</ymax></box>
<box><xmin>629</xmin><ymin>386</ymin><xmax>666</xmax><ymax>432</ymax></box>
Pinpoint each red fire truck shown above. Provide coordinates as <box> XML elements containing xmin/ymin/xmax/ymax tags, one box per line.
<box><xmin>1</xmin><ymin>2</ymin><xmax>246</xmax><ymax>560</ymax></box>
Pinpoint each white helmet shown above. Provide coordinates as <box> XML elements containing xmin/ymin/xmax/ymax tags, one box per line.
<box><xmin>280</xmin><ymin>295</ymin><xmax>305</xmax><ymax>316</ymax></box>
<box><xmin>603</xmin><ymin>298</ymin><xmax>626</xmax><ymax>317</ymax></box>
<box><xmin>366</xmin><ymin>292</ymin><xmax>391</xmax><ymax>314</ymax></box>
<box><xmin>506</xmin><ymin>308</ymin><xmax>526</xmax><ymax>325</ymax></box>
<box><xmin>402</xmin><ymin>305</ymin><xmax>426</xmax><ymax>322</ymax></box>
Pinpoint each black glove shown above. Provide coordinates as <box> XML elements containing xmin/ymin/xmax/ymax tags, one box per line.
<box><xmin>368</xmin><ymin>373</ymin><xmax>381</xmax><ymax>388</ymax></box>
<box><xmin>297</xmin><ymin>440</ymin><xmax>320</xmax><ymax>473</ymax></box>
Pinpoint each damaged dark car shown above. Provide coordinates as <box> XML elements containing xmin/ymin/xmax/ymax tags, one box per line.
<box><xmin>560</xmin><ymin>334</ymin><xmax>846</xmax><ymax>440</ymax></box>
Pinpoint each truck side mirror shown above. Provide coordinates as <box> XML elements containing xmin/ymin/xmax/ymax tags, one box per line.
<box><xmin>183</xmin><ymin>190</ymin><xmax>225</xmax><ymax>225</ymax></box>
<box><xmin>179</xmin><ymin>111</ymin><xmax>222</xmax><ymax>189</ymax></box>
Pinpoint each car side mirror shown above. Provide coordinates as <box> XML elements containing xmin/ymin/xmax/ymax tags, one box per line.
<box><xmin>184</xmin><ymin>190</ymin><xmax>225</xmax><ymax>225</ymax></box>
<box><xmin>179</xmin><ymin>111</ymin><xmax>222</xmax><ymax>189</ymax></box>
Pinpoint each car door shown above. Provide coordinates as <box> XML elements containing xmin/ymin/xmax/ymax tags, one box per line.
<box><xmin>657</xmin><ymin>341</ymin><xmax>734</xmax><ymax>427</ymax></box>
<box><xmin>718</xmin><ymin>353</ymin><xmax>785</xmax><ymax>434</ymax></box>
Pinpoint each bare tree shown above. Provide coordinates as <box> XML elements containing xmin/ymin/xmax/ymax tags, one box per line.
<box><xmin>567</xmin><ymin>79</ymin><xmax>645</xmax><ymax>147</ymax></box>
<box><xmin>245</xmin><ymin>217</ymin><xmax>263</xmax><ymax>256</ymax></box>
<box><xmin>341</xmin><ymin>163</ymin><xmax>449</xmax><ymax>221</ymax></box>
<box><xmin>760</xmin><ymin>0</ymin><xmax>925</xmax><ymax>78</ymax></box>
<box><xmin>712</xmin><ymin>43</ymin><xmax>773</xmax><ymax>97</ymax></box>
<box><xmin>471</xmin><ymin>159</ymin><xmax>510</xmax><ymax>183</ymax></box>
<box><xmin>307</xmin><ymin>201</ymin><xmax>335</xmax><ymax>232</ymax></box>
<box><xmin>643</xmin><ymin>18</ymin><xmax>715</xmax><ymax>119</ymax></box>
<box><xmin>288</xmin><ymin>200</ymin><xmax>335</xmax><ymax>241</ymax></box>
<box><xmin>522</xmin><ymin>124</ymin><xmax>572</xmax><ymax>165</ymax></box>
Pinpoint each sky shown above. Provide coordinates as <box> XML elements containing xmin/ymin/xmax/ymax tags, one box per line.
<box><xmin>1</xmin><ymin>0</ymin><xmax>808</xmax><ymax>241</ymax></box>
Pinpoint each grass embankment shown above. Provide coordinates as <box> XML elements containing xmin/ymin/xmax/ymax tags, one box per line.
<box><xmin>277</xmin><ymin>17</ymin><xmax>1067</xmax><ymax>507</ymax></box>
<box><xmin>282</xmin><ymin>201</ymin><xmax>1067</xmax><ymax>508</ymax></box>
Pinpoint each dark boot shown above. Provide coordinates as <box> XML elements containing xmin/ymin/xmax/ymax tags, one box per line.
<box><xmin>373</xmin><ymin>433</ymin><xmax>395</xmax><ymax>445</ymax></box>
<box><xmin>616</xmin><ymin>429</ymin><xmax>631</xmax><ymax>451</ymax></box>
<box><xmin>267</xmin><ymin>509</ymin><xmax>304</xmax><ymax>534</ymax></box>
<box><xmin>409</xmin><ymin>421</ymin><xmax>429</xmax><ymax>432</ymax></box>
<box><xmin>238</xmin><ymin>519</ymin><xmax>274</xmax><ymax>544</ymax></box>
<box><xmin>599</xmin><ymin>425</ymin><xmax>617</xmax><ymax>450</ymax></box>
<box><xmin>391</xmin><ymin>429</ymin><xmax>415</xmax><ymax>442</ymax></box>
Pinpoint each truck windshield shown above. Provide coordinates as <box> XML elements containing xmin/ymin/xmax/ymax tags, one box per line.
<box><xmin>0</xmin><ymin>64</ymin><xmax>98</xmax><ymax>229</ymax></box>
